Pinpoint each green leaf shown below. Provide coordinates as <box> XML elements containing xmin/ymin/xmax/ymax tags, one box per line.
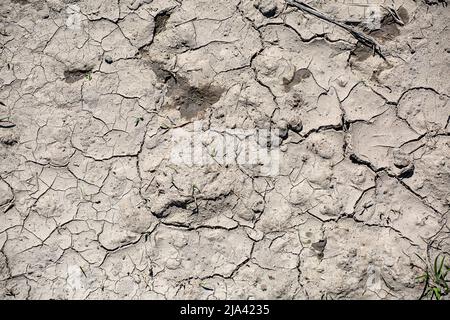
<box><xmin>433</xmin><ymin>287</ymin><xmax>441</xmax><ymax>300</ymax></box>
<box><xmin>416</xmin><ymin>274</ymin><xmax>428</xmax><ymax>282</ymax></box>
<box><xmin>437</xmin><ymin>256</ymin><xmax>445</xmax><ymax>277</ymax></box>
<box><xmin>415</xmin><ymin>253</ymin><xmax>426</xmax><ymax>264</ymax></box>
<box><xmin>420</xmin><ymin>279</ymin><xmax>431</xmax><ymax>300</ymax></box>
<box><xmin>434</xmin><ymin>255</ymin><xmax>439</xmax><ymax>275</ymax></box>
<box><xmin>443</xmin><ymin>282</ymin><xmax>449</xmax><ymax>291</ymax></box>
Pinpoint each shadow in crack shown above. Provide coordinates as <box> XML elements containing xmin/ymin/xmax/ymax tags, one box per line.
<box><xmin>154</xmin><ymin>10</ymin><xmax>172</xmax><ymax>36</ymax></box>
<box><xmin>63</xmin><ymin>68</ymin><xmax>93</xmax><ymax>84</ymax></box>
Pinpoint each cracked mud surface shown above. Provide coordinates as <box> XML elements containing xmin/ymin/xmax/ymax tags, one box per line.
<box><xmin>0</xmin><ymin>0</ymin><xmax>449</xmax><ymax>299</ymax></box>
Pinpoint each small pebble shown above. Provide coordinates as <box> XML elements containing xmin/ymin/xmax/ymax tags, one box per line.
<box><xmin>278</xmin><ymin>120</ymin><xmax>289</xmax><ymax>140</ymax></box>
<box><xmin>288</xmin><ymin>116</ymin><xmax>303</xmax><ymax>133</ymax></box>
<box><xmin>105</xmin><ymin>56</ymin><xmax>113</xmax><ymax>64</ymax></box>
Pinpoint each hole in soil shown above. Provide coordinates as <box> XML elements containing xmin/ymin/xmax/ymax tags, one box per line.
<box><xmin>398</xmin><ymin>166</ymin><xmax>415</xmax><ymax>179</ymax></box>
<box><xmin>312</xmin><ymin>239</ymin><xmax>327</xmax><ymax>252</ymax></box>
<box><xmin>397</xmin><ymin>7</ymin><xmax>410</xmax><ymax>24</ymax></box>
<box><xmin>154</xmin><ymin>10</ymin><xmax>171</xmax><ymax>36</ymax></box>
<box><xmin>64</xmin><ymin>68</ymin><xmax>93</xmax><ymax>84</ymax></box>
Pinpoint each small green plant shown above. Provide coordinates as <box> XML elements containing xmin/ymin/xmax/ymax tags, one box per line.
<box><xmin>85</xmin><ymin>72</ymin><xmax>92</xmax><ymax>81</ymax></box>
<box><xmin>416</xmin><ymin>254</ymin><xmax>449</xmax><ymax>300</ymax></box>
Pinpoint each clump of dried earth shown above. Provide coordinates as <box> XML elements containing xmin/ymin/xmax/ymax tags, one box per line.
<box><xmin>0</xmin><ymin>0</ymin><xmax>449</xmax><ymax>299</ymax></box>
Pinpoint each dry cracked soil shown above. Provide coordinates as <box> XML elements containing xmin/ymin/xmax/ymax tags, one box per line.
<box><xmin>0</xmin><ymin>0</ymin><xmax>449</xmax><ymax>300</ymax></box>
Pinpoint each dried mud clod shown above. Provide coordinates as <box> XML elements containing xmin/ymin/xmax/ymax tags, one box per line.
<box><xmin>254</xmin><ymin>0</ymin><xmax>284</xmax><ymax>18</ymax></box>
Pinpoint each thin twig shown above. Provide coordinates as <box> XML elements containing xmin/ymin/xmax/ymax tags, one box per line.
<box><xmin>285</xmin><ymin>0</ymin><xmax>385</xmax><ymax>59</ymax></box>
<box><xmin>382</xmin><ymin>6</ymin><xmax>405</xmax><ymax>26</ymax></box>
